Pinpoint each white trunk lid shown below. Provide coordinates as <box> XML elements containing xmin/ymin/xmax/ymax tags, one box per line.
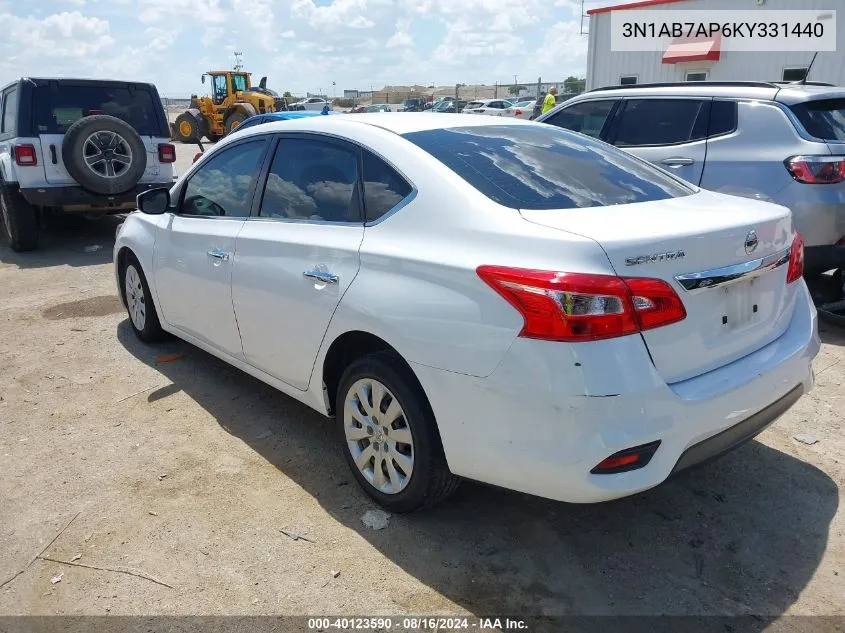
<box><xmin>520</xmin><ymin>191</ymin><xmax>797</xmax><ymax>384</ymax></box>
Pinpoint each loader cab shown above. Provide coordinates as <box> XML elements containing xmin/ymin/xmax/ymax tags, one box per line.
<box><xmin>203</xmin><ymin>72</ymin><xmax>251</xmax><ymax>105</ymax></box>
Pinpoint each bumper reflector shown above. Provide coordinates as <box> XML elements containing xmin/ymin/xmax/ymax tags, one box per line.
<box><xmin>590</xmin><ymin>441</ymin><xmax>661</xmax><ymax>474</ymax></box>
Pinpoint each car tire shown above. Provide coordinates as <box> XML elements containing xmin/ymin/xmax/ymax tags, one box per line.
<box><xmin>62</xmin><ymin>115</ymin><xmax>148</xmax><ymax>196</ymax></box>
<box><xmin>224</xmin><ymin>111</ymin><xmax>248</xmax><ymax>134</ymax></box>
<box><xmin>0</xmin><ymin>182</ymin><xmax>39</xmax><ymax>252</ymax></box>
<box><xmin>174</xmin><ymin>112</ymin><xmax>202</xmax><ymax>143</ymax></box>
<box><xmin>120</xmin><ymin>252</ymin><xmax>165</xmax><ymax>343</ymax></box>
<box><xmin>337</xmin><ymin>351</ymin><xmax>460</xmax><ymax>513</ymax></box>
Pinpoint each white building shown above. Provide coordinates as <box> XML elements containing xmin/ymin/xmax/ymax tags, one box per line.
<box><xmin>586</xmin><ymin>0</ymin><xmax>845</xmax><ymax>90</ymax></box>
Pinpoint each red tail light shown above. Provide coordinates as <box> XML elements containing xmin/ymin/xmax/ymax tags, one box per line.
<box><xmin>158</xmin><ymin>143</ymin><xmax>176</xmax><ymax>163</ymax></box>
<box><xmin>192</xmin><ymin>151</ymin><xmax>203</xmax><ymax>164</ymax></box>
<box><xmin>476</xmin><ymin>266</ymin><xmax>686</xmax><ymax>342</ymax></box>
<box><xmin>787</xmin><ymin>232</ymin><xmax>804</xmax><ymax>284</ymax></box>
<box><xmin>14</xmin><ymin>144</ymin><xmax>37</xmax><ymax>166</ymax></box>
<box><xmin>785</xmin><ymin>155</ymin><xmax>845</xmax><ymax>184</ymax></box>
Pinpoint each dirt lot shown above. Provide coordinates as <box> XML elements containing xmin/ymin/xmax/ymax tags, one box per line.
<box><xmin>1</xmin><ymin>143</ymin><xmax>845</xmax><ymax>627</ymax></box>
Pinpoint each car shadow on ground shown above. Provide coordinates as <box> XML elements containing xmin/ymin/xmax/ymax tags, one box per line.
<box><xmin>0</xmin><ymin>214</ymin><xmax>121</xmax><ymax>269</ymax></box>
<box><xmin>117</xmin><ymin>321</ymin><xmax>839</xmax><ymax>624</ymax></box>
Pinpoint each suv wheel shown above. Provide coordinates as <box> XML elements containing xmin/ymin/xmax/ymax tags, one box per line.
<box><xmin>62</xmin><ymin>115</ymin><xmax>147</xmax><ymax>196</ymax></box>
<box><xmin>0</xmin><ymin>183</ymin><xmax>38</xmax><ymax>252</ymax></box>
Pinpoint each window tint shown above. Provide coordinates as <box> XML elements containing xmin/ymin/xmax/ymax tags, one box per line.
<box><xmin>362</xmin><ymin>150</ymin><xmax>412</xmax><ymax>222</ymax></box>
<box><xmin>791</xmin><ymin>99</ymin><xmax>845</xmax><ymax>141</ymax></box>
<box><xmin>614</xmin><ymin>99</ymin><xmax>707</xmax><ymax>146</ymax></box>
<box><xmin>232</xmin><ymin>74</ymin><xmax>248</xmax><ymax>92</ymax></box>
<box><xmin>2</xmin><ymin>88</ymin><xmax>17</xmax><ymax>133</ymax></box>
<box><xmin>708</xmin><ymin>100</ymin><xmax>738</xmax><ymax>137</ymax></box>
<box><xmin>181</xmin><ymin>140</ymin><xmax>265</xmax><ymax>217</ymax></box>
<box><xmin>543</xmin><ymin>100</ymin><xmax>616</xmax><ymax>138</ymax></box>
<box><xmin>260</xmin><ymin>137</ymin><xmax>360</xmax><ymax>222</ymax></box>
<box><xmin>32</xmin><ymin>85</ymin><xmax>164</xmax><ymax>135</ymax></box>
<box><xmin>403</xmin><ymin>125</ymin><xmax>693</xmax><ymax>211</ymax></box>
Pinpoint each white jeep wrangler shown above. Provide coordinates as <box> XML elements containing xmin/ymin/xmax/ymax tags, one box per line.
<box><xmin>0</xmin><ymin>77</ymin><xmax>177</xmax><ymax>252</ymax></box>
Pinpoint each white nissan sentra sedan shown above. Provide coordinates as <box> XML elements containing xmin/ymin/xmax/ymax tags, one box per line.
<box><xmin>114</xmin><ymin>113</ymin><xmax>820</xmax><ymax>512</ymax></box>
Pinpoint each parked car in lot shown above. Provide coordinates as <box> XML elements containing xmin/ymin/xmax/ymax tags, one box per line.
<box><xmin>365</xmin><ymin>104</ymin><xmax>391</xmax><ymax>112</ymax></box>
<box><xmin>537</xmin><ymin>81</ymin><xmax>845</xmax><ymax>275</ymax></box>
<box><xmin>398</xmin><ymin>98</ymin><xmax>426</xmax><ymax>112</ymax></box>
<box><xmin>432</xmin><ymin>99</ymin><xmax>467</xmax><ymax>113</ymax></box>
<box><xmin>500</xmin><ymin>99</ymin><xmax>536</xmax><ymax>119</ymax></box>
<box><xmin>116</xmin><ymin>113</ymin><xmax>818</xmax><ymax>512</ymax></box>
<box><xmin>462</xmin><ymin>99</ymin><xmax>513</xmax><ymax>116</ymax></box>
<box><xmin>0</xmin><ymin>77</ymin><xmax>176</xmax><ymax>252</ymax></box>
<box><xmin>291</xmin><ymin>97</ymin><xmax>330</xmax><ymax>111</ymax></box>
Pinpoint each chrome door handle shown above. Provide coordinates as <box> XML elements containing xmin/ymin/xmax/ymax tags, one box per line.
<box><xmin>207</xmin><ymin>249</ymin><xmax>230</xmax><ymax>261</ymax></box>
<box><xmin>660</xmin><ymin>157</ymin><xmax>695</xmax><ymax>167</ymax></box>
<box><xmin>303</xmin><ymin>270</ymin><xmax>339</xmax><ymax>284</ymax></box>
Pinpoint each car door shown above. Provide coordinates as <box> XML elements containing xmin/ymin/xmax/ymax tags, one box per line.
<box><xmin>231</xmin><ymin>134</ymin><xmax>365</xmax><ymax>390</ymax></box>
<box><xmin>606</xmin><ymin>98</ymin><xmax>710</xmax><ymax>185</ymax></box>
<box><xmin>152</xmin><ymin>137</ymin><xmax>269</xmax><ymax>359</ymax></box>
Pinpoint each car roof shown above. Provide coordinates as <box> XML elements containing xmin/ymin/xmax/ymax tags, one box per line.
<box><xmin>2</xmin><ymin>77</ymin><xmax>160</xmax><ymax>91</ymax></box>
<box><xmin>229</xmin><ymin>112</ymin><xmax>534</xmax><ymax>139</ymax></box>
<box><xmin>572</xmin><ymin>81</ymin><xmax>845</xmax><ymax>104</ymax></box>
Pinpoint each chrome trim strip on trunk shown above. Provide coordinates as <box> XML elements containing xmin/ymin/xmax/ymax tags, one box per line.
<box><xmin>674</xmin><ymin>246</ymin><xmax>791</xmax><ymax>292</ymax></box>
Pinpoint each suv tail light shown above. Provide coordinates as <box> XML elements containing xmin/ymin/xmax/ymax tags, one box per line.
<box><xmin>787</xmin><ymin>232</ymin><xmax>805</xmax><ymax>284</ymax></box>
<box><xmin>476</xmin><ymin>266</ymin><xmax>686</xmax><ymax>342</ymax></box>
<box><xmin>158</xmin><ymin>143</ymin><xmax>176</xmax><ymax>163</ymax></box>
<box><xmin>785</xmin><ymin>155</ymin><xmax>845</xmax><ymax>184</ymax></box>
<box><xmin>14</xmin><ymin>144</ymin><xmax>37</xmax><ymax>166</ymax></box>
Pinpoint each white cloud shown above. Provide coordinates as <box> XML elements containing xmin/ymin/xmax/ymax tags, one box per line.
<box><xmin>292</xmin><ymin>0</ymin><xmax>375</xmax><ymax>31</ymax></box>
<box><xmin>202</xmin><ymin>26</ymin><xmax>224</xmax><ymax>46</ymax></box>
<box><xmin>231</xmin><ymin>0</ymin><xmax>277</xmax><ymax>51</ymax></box>
<box><xmin>281</xmin><ymin>30</ymin><xmax>296</xmax><ymax>39</ymax></box>
<box><xmin>145</xmin><ymin>27</ymin><xmax>179</xmax><ymax>52</ymax></box>
<box><xmin>61</xmin><ymin>0</ymin><xmax>86</xmax><ymax>6</ymax></box>
<box><xmin>0</xmin><ymin>11</ymin><xmax>114</xmax><ymax>59</ymax></box>
<box><xmin>139</xmin><ymin>0</ymin><xmax>226</xmax><ymax>24</ymax></box>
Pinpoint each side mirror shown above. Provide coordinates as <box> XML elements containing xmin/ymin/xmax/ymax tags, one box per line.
<box><xmin>137</xmin><ymin>187</ymin><xmax>170</xmax><ymax>215</ymax></box>
<box><xmin>201</xmin><ymin>74</ymin><xmax>206</xmax><ymax>84</ymax></box>
<box><xmin>259</xmin><ymin>76</ymin><xmax>267</xmax><ymax>89</ymax></box>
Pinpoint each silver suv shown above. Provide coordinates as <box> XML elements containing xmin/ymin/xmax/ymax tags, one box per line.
<box><xmin>537</xmin><ymin>81</ymin><xmax>845</xmax><ymax>274</ymax></box>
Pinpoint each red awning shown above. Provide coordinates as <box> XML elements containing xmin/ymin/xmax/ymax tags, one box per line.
<box><xmin>662</xmin><ymin>34</ymin><xmax>721</xmax><ymax>64</ymax></box>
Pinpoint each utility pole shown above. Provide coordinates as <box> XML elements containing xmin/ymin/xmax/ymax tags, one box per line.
<box><xmin>233</xmin><ymin>51</ymin><xmax>243</xmax><ymax>71</ymax></box>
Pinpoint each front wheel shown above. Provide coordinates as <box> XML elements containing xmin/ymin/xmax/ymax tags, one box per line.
<box><xmin>121</xmin><ymin>253</ymin><xmax>165</xmax><ymax>343</ymax></box>
<box><xmin>337</xmin><ymin>351</ymin><xmax>459</xmax><ymax>512</ymax></box>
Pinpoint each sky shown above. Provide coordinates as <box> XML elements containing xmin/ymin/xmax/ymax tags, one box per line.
<box><xmin>0</xmin><ymin>0</ymin><xmax>597</xmax><ymax>98</ymax></box>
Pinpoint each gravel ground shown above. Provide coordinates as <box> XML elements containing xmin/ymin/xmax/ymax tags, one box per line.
<box><xmin>1</xmin><ymin>144</ymin><xmax>844</xmax><ymax>628</ymax></box>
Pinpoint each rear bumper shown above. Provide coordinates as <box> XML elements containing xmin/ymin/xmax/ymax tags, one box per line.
<box><xmin>411</xmin><ymin>280</ymin><xmax>819</xmax><ymax>503</ymax></box>
<box><xmin>805</xmin><ymin>244</ymin><xmax>845</xmax><ymax>273</ymax></box>
<box><xmin>20</xmin><ymin>183</ymin><xmax>173</xmax><ymax>211</ymax></box>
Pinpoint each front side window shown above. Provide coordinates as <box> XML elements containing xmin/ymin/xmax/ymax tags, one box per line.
<box><xmin>213</xmin><ymin>75</ymin><xmax>228</xmax><ymax>103</ymax></box>
<box><xmin>259</xmin><ymin>137</ymin><xmax>360</xmax><ymax>222</ymax></box>
<box><xmin>181</xmin><ymin>140</ymin><xmax>266</xmax><ymax>217</ymax></box>
<box><xmin>362</xmin><ymin>150</ymin><xmax>412</xmax><ymax>222</ymax></box>
<box><xmin>542</xmin><ymin>100</ymin><xmax>616</xmax><ymax>138</ymax></box>
<box><xmin>613</xmin><ymin>99</ymin><xmax>708</xmax><ymax>146</ymax></box>
<box><xmin>403</xmin><ymin>125</ymin><xmax>693</xmax><ymax>211</ymax></box>
<box><xmin>2</xmin><ymin>88</ymin><xmax>17</xmax><ymax>133</ymax></box>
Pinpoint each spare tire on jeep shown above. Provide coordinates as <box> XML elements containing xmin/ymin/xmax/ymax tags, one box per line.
<box><xmin>62</xmin><ymin>115</ymin><xmax>148</xmax><ymax>196</ymax></box>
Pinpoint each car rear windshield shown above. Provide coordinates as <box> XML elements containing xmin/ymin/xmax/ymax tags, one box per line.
<box><xmin>791</xmin><ymin>98</ymin><xmax>845</xmax><ymax>141</ymax></box>
<box><xmin>403</xmin><ymin>125</ymin><xmax>694</xmax><ymax>210</ymax></box>
<box><xmin>32</xmin><ymin>84</ymin><xmax>165</xmax><ymax>136</ymax></box>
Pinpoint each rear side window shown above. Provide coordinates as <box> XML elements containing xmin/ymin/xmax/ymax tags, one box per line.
<box><xmin>791</xmin><ymin>98</ymin><xmax>845</xmax><ymax>141</ymax></box>
<box><xmin>32</xmin><ymin>85</ymin><xmax>165</xmax><ymax>136</ymax></box>
<box><xmin>403</xmin><ymin>125</ymin><xmax>693</xmax><ymax>211</ymax></box>
<box><xmin>362</xmin><ymin>150</ymin><xmax>412</xmax><ymax>222</ymax></box>
<box><xmin>708</xmin><ymin>100</ymin><xmax>738</xmax><ymax>137</ymax></box>
<box><xmin>2</xmin><ymin>88</ymin><xmax>17</xmax><ymax>133</ymax></box>
<box><xmin>542</xmin><ymin>100</ymin><xmax>616</xmax><ymax>138</ymax></box>
<box><xmin>613</xmin><ymin>99</ymin><xmax>708</xmax><ymax>147</ymax></box>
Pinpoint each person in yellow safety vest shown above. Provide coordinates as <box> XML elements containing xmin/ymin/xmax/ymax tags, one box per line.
<box><xmin>541</xmin><ymin>86</ymin><xmax>558</xmax><ymax>114</ymax></box>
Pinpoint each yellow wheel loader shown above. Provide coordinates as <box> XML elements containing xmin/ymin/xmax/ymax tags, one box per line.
<box><xmin>173</xmin><ymin>71</ymin><xmax>286</xmax><ymax>143</ymax></box>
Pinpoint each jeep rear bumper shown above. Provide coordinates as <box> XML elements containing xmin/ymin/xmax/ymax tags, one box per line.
<box><xmin>19</xmin><ymin>183</ymin><xmax>173</xmax><ymax>212</ymax></box>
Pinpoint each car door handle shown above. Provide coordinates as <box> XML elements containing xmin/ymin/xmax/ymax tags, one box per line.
<box><xmin>660</xmin><ymin>157</ymin><xmax>695</xmax><ymax>167</ymax></box>
<box><xmin>303</xmin><ymin>270</ymin><xmax>339</xmax><ymax>284</ymax></box>
<box><xmin>207</xmin><ymin>249</ymin><xmax>230</xmax><ymax>261</ymax></box>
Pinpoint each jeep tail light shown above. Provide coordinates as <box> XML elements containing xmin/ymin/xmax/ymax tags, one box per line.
<box><xmin>785</xmin><ymin>155</ymin><xmax>845</xmax><ymax>184</ymax></box>
<box><xmin>787</xmin><ymin>232</ymin><xmax>804</xmax><ymax>284</ymax></box>
<box><xmin>158</xmin><ymin>143</ymin><xmax>176</xmax><ymax>163</ymax></box>
<box><xmin>14</xmin><ymin>144</ymin><xmax>37</xmax><ymax>167</ymax></box>
<box><xmin>476</xmin><ymin>266</ymin><xmax>686</xmax><ymax>342</ymax></box>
